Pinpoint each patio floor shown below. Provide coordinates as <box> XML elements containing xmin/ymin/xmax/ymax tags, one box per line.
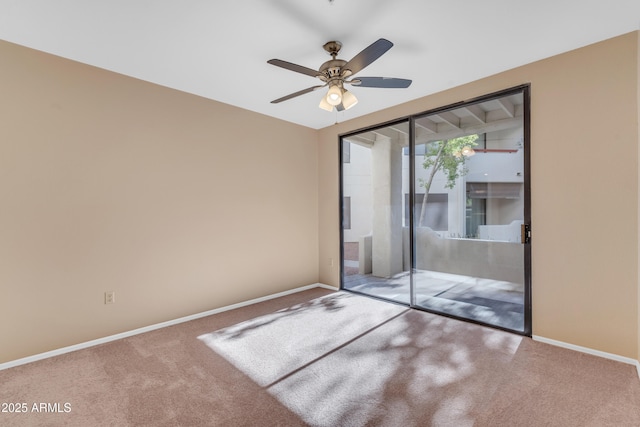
<box><xmin>343</xmin><ymin>269</ymin><xmax>525</xmax><ymax>332</ymax></box>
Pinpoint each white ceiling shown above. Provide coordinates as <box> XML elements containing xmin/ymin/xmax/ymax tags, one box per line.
<box><xmin>1</xmin><ymin>0</ymin><xmax>639</xmax><ymax>129</ymax></box>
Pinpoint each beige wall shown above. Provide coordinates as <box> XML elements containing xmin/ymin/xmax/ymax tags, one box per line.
<box><xmin>637</xmin><ymin>30</ymin><xmax>640</xmax><ymax>366</ymax></box>
<box><xmin>0</xmin><ymin>40</ymin><xmax>319</xmax><ymax>363</ymax></box>
<box><xmin>319</xmin><ymin>32</ymin><xmax>639</xmax><ymax>359</ymax></box>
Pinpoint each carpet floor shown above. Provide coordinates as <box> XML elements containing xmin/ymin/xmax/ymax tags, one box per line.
<box><xmin>1</xmin><ymin>288</ymin><xmax>639</xmax><ymax>426</ymax></box>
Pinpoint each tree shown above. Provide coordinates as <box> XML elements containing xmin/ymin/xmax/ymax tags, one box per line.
<box><xmin>417</xmin><ymin>134</ymin><xmax>479</xmax><ymax>227</ymax></box>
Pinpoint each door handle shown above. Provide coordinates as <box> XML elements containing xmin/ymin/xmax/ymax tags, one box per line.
<box><xmin>521</xmin><ymin>223</ymin><xmax>531</xmax><ymax>244</ymax></box>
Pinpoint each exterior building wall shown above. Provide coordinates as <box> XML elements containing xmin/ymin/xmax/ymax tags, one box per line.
<box><xmin>346</xmin><ymin>125</ymin><xmax>525</xmax><ymax>242</ymax></box>
<box><xmin>342</xmin><ymin>143</ymin><xmax>373</xmax><ymax>243</ymax></box>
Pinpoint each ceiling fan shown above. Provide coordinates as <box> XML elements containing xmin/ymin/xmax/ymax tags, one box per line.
<box><xmin>268</xmin><ymin>38</ymin><xmax>412</xmax><ymax>112</ymax></box>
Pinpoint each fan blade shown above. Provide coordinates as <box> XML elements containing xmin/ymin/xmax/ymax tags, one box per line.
<box><xmin>342</xmin><ymin>38</ymin><xmax>393</xmax><ymax>76</ymax></box>
<box><xmin>271</xmin><ymin>85</ymin><xmax>324</xmax><ymax>104</ymax></box>
<box><xmin>268</xmin><ymin>59</ymin><xmax>321</xmax><ymax>78</ymax></box>
<box><xmin>351</xmin><ymin>77</ymin><xmax>412</xmax><ymax>88</ymax></box>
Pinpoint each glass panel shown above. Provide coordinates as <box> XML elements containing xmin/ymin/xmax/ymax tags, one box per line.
<box><xmin>341</xmin><ymin>121</ymin><xmax>411</xmax><ymax>304</ymax></box>
<box><xmin>412</xmin><ymin>91</ymin><xmax>526</xmax><ymax>332</ymax></box>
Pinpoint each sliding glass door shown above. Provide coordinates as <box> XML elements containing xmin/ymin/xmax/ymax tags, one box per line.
<box><xmin>412</xmin><ymin>88</ymin><xmax>530</xmax><ymax>333</ymax></box>
<box><xmin>341</xmin><ymin>120</ymin><xmax>411</xmax><ymax>305</ymax></box>
<box><xmin>341</xmin><ymin>86</ymin><xmax>531</xmax><ymax>334</ymax></box>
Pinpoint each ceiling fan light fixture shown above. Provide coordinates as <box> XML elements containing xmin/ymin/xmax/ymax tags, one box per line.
<box><xmin>341</xmin><ymin>89</ymin><xmax>358</xmax><ymax>110</ymax></box>
<box><xmin>326</xmin><ymin>84</ymin><xmax>343</xmax><ymax>106</ymax></box>
<box><xmin>318</xmin><ymin>95</ymin><xmax>334</xmax><ymax>111</ymax></box>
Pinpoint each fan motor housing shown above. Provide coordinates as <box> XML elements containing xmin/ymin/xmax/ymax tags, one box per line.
<box><xmin>319</xmin><ymin>59</ymin><xmax>346</xmax><ymax>79</ymax></box>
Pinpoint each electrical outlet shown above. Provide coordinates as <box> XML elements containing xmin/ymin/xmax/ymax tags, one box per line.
<box><xmin>104</xmin><ymin>291</ymin><xmax>115</xmax><ymax>304</ymax></box>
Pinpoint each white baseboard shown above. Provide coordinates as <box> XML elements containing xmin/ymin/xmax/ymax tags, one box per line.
<box><xmin>532</xmin><ymin>335</ymin><xmax>640</xmax><ymax>379</ymax></box>
<box><xmin>317</xmin><ymin>283</ymin><xmax>340</xmax><ymax>291</ymax></box>
<box><xmin>0</xmin><ymin>283</ymin><xmax>337</xmax><ymax>371</ymax></box>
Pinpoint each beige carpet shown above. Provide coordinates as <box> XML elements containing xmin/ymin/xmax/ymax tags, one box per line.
<box><xmin>1</xmin><ymin>288</ymin><xmax>639</xmax><ymax>426</ymax></box>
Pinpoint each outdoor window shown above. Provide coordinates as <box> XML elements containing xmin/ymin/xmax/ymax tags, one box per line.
<box><xmin>343</xmin><ymin>196</ymin><xmax>351</xmax><ymax>230</ymax></box>
<box><xmin>342</xmin><ymin>140</ymin><xmax>350</xmax><ymax>163</ymax></box>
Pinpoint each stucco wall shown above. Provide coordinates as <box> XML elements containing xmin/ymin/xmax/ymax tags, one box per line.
<box><xmin>319</xmin><ymin>32</ymin><xmax>639</xmax><ymax>359</ymax></box>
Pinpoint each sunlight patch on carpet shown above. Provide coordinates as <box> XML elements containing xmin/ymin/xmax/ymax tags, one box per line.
<box><xmin>198</xmin><ymin>292</ymin><xmax>407</xmax><ymax>387</ymax></box>
<box><xmin>198</xmin><ymin>291</ymin><xmax>523</xmax><ymax>426</ymax></box>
